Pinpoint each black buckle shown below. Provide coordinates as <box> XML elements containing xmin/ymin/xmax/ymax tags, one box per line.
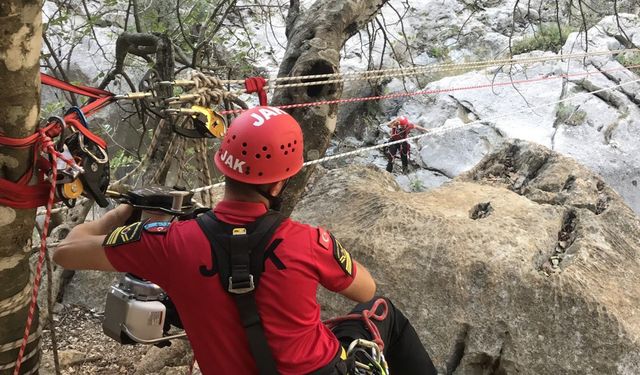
<box><xmin>228</xmin><ymin>275</ymin><xmax>255</xmax><ymax>294</ymax></box>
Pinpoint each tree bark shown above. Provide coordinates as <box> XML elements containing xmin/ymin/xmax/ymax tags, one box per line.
<box><xmin>0</xmin><ymin>0</ymin><xmax>43</xmax><ymax>373</ymax></box>
<box><xmin>272</xmin><ymin>0</ymin><xmax>389</xmax><ymax>215</ymax></box>
<box><xmin>141</xmin><ymin>34</ymin><xmax>175</xmax><ymax>185</ymax></box>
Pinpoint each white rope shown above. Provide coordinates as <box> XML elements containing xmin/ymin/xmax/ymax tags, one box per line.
<box><xmin>0</xmin><ymin>345</ymin><xmax>39</xmax><ymax>370</ymax></box>
<box><xmin>191</xmin><ymin>77</ymin><xmax>640</xmax><ymax>193</ymax></box>
<box><xmin>0</xmin><ymin>280</ymin><xmax>33</xmax><ymax>318</ymax></box>
<box><xmin>0</xmin><ymin>329</ymin><xmax>40</xmax><ymax>352</ymax></box>
<box><xmin>219</xmin><ymin>48</ymin><xmax>638</xmax><ymax>88</ymax></box>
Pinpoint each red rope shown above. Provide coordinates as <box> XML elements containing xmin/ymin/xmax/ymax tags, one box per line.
<box><xmin>323</xmin><ymin>298</ymin><xmax>389</xmax><ymax>351</ymax></box>
<box><xmin>221</xmin><ymin>65</ymin><xmax>640</xmax><ymax>116</ymax></box>
<box><xmin>12</xmin><ymin>130</ymin><xmax>69</xmax><ymax>375</ymax></box>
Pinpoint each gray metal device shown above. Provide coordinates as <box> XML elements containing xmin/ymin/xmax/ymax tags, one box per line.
<box><xmin>102</xmin><ymin>274</ymin><xmax>183</xmax><ymax>344</ymax></box>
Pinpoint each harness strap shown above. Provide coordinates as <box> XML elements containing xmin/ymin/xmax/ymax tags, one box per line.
<box><xmin>196</xmin><ymin>210</ymin><xmax>284</xmax><ymax>375</ymax></box>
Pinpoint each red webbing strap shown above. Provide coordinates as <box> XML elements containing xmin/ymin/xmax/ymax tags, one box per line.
<box><xmin>0</xmin><ymin>123</ymin><xmax>79</xmax><ymax>209</ymax></box>
<box><xmin>64</xmin><ymin>116</ymin><xmax>107</xmax><ymax>150</ymax></box>
<box><xmin>40</xmin><ymin>73</ymin><xmax>112</xmax><ymax>99</ymax></box>
<box><xmin>245</xmin><ymin>77</ymin><xmax>268</xmax><ymax>106</ymax></box>
<box><xmin>0</xmin><ymin>179</ymin><xmax>51</xmax><ymax>208</ymax></box>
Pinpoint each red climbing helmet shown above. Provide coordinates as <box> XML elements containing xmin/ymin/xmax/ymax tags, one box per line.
<box><xmin>215</xmin><ymin>106</ymin><xmax>304</xmax><ymax>184</ymax></box>
<box><xmin>397</xmin><ymin>116</ymin><xmax>409</xmax><ymax>126</ymax></box>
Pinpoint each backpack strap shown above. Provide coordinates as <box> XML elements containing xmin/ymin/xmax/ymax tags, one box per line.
<box><xmin>196</xmin><ymin>210</ymin><xmax>285</xmax><ymax>375</ymax></box>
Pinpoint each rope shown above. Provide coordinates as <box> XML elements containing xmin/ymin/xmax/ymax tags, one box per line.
<box><xmin>167</xmin><ymin>49</ymin><xmax>638</xmax><ymax>89</ymax></box>
<box><xmin>45</xmin><ymin>249</ymin><xmax>61</xmax><ymax>375</ymax></box>
<box><xmin>0</xmin><ymin>330</ymin><xmax>40</xmax><ymax>352</ymax></box>
<box><xmin>13</xmin><ymin>129</ymin><xmax>67</xmax><ymax>375</ymax></box>
<box><xmin>218</xmin><ymin>64</ymin><xmax>640</xmax><ymax>116</ymax></box>
<box><xmin>0</xmin><ymin>279</ymin><xmax>33</xmax><ymax>318</ymax></box>
<box><xmin>0</xmin><ymin>345</ymin><xmax>39</xmax><ymax>371</ymax></box>
<box><xmin>191</xmin><ymin>75</ymin><xmax>640</xmax><ymax>193</ymax></box>
<box><xmin>39</xmin><ymin>60</ymin><xmax>640</xmax><ymax>210</ymax></box>
<box><xmin>167</xmin><ymin>71</ymin><xmax>241</xmax><ymax>107</ymax></box>
<box><xmin>323</xmin><ymin>298</ymin><xmax>389</xmax><ymax>351</ymax></box>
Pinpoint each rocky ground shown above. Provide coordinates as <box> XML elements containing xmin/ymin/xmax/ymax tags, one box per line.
<box><xmin>39</xmin><ymin>303</ymin><xmax>197</xmax><ymax>375</ymax></box>
<box><xmin>40</xmin><ymin>304</ymin><xmax>149</xmax><ymax>374</ymax></box>
<box><xmin>298</xmin><ymin>140</ymin><xmax>640</xmax><ymax>375</ymax></box>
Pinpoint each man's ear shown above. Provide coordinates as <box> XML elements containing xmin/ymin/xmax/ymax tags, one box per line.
<box><xmin>268</xmin><ymin>180</ymin><xmax>287</xmax><ymax>197</ymax></box>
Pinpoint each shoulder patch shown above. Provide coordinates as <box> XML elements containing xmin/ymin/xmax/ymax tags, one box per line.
<box><xmin>143</xmin><ymin>221</ymin><xmax>171</xmax><ymax>234</ymax></box>
<box><xmin>331</xmin><ymin>235</ymin><xmax>354</xmax><ymax>277</ymax></box>
<box><xmin>103</xmin><ymin>222</ymin><xmax>144</xmax><ymax>247</ymax></box>
<box><xmin>317</xmin><ymin>227</ymin><xmax>331</xmax><ymax>250</ymax></box>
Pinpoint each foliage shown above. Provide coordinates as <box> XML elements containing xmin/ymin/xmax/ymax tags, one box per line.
<box><xmin>428</xmin><ymin>46</ymin><xmax>448</xmax><ymax>59</ymax></box>
<box><xmin>409</xmin><ymin>177</ymin><xmax>425</xmax><ymax>192</ymax></box>
<box><xmin>616</xmin><ymin>52</ymin><xmax>640</xmax><ymax>74</ymax></box>
<box><xmin>556</xmin><ymin>103</ymin><xmax>587</xmax><ymax>126</ymax></box>
<box><xmin>110</xmin><ymin>149</ymin><xmax>137</xmax><ymax>170</ymax></box>
<box><xmin>40</xmin><ymin>101</ymin><xmax>65</xmax><ymax>120</ymax></box>
<box><xmin>512</xmin><ymin>24</ymin><xmax>575</xmax><ymax>55</ymax></box>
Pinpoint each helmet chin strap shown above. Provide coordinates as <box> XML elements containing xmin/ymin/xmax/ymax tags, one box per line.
<box><xmin>256</xmin><ymin>179</ymin><xmax>290</xmax><ymax>212</ymax></box>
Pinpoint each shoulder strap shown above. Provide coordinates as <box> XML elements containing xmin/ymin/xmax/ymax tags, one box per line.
<box><xmin>196</xmin><ymin>210</ymin><xmax>285</xmax><ymax>375</ymax></box>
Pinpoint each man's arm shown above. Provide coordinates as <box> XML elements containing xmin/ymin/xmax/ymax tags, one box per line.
<box><xmin>53</xmin><ymin>205</ymin><xmax>134</xmax><ymax>271</ymax></box>
<box><xmin>339</xmin><ymin>260</ymin><xmax>376</xmax><ymax>303</ymax></box>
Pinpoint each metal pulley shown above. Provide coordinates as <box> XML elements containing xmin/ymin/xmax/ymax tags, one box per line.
<box><xmin>53</xmin><ymin>109</ymin><xmax>110</xmax><ymax>208</ymax></box>
<box><xmin>166</xmin><ymin>106</ymin><xmax>227</xmax><ymax>139</ymax></box>
<box><xmin>60</xmin><ymin>179</ymin><xmax>84</xmax><ymax>200</ymax></box>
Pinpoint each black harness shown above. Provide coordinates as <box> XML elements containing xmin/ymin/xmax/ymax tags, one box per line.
<box><xmin>196</xmin><ymin>210</ymin><xmax>285</xmax><ymax>375</ymax></box>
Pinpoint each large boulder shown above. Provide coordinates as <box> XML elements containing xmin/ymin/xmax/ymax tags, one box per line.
<box><xmin>294</xmin><ymin>140</ymin><xmax>640</xmax><ymax>375</ymax></box>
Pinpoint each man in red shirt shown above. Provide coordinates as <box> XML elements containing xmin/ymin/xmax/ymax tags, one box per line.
<box><xmin>54</xmin><ymin>106</ymin><xmax>436</xmax><ymax>374</ymax></box>
<box><xmin>385</xmin><ymin>116</ymin><xmax>427</xmax><ymax>173</ymax></box>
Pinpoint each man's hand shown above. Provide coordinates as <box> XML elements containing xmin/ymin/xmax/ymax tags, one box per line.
<box><xmin>52</xmin><ymin>204</ymin><xmax>134</xmax><ymax>271</ymax></box>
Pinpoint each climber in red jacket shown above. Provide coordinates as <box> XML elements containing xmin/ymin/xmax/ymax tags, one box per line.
<box><xmin>385</xmin><ymin>116</ymin><xmax>428</xmax><ymax>173</ymax></box>
<box><xmin>54</xmin><ymin>107</ymin><xmax>437</xmax><ymax>375</ymax></box>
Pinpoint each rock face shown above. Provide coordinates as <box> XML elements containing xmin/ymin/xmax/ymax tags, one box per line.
<box><xmin>294</xmin><ymin>140</ymin><xmax>640</xmax><ymax>375</ymax></box>
<box><xmin>389</xmin><ymin>14</ymin><xmax>640</xmax><ymax>213</ymax></box>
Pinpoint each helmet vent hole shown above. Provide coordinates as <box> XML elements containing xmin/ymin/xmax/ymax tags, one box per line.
<box><xmin>258</xmin><ymin>172</ymin><xmax>263</xmax><ymax>176</ymax></box>
<box><xmin>280</xmin><ymin>145</ymin><xmax>285</xmax><ymax>149</ymax></box>
<box><xmin>232</xmin><ymin>135</ymin><xmax>237</xmax><ymax>140</ymax></box>
<box><xmin>286</xmin><ymin>168</ymin><xmax>290</xmax><ymax>172</ymax></box>
<box><xmin>245</xmin><ymin>167</ymin><xmax>251</xmax><ymax>175</ymax></box>
<box><xmin>294</xmin><ymin>140</ymin><xmax>297</xmax><ymax>145</ymax></box>
<box><xmin>292</xmin><ymin>148</ymin><xmax>295</xmax><ymax>152</ymax></box>
<box><xmin>262</xmin><ymin>146</ymin><xmax>268</xmax><ymax>151</ymax></box>
<box><xmin>242</xmin><ymin>142</ymin><xmax>248</xmax><ymax>147</ymax></box>
<box><xmin>227</xmin><ymin>140</ymin><xmax>231</xmax><ymax>143</ymax></box>
<box><xmin>266</xmin><ymin>154</ymin><xmax>271</xmax><ymax>159</ymax></box>
<box><xmin>284</xmin><ymin>151</ymin><xmax>288</xmax><ymax>155</ymax></box>
<box><xmin>288</xmin><ymin>143</ymin><xmax>291</xmax><ymax>147</ymax></box>
<box><xmin>242</xmin><ymin>150</ymin><xmax>247</xmax><ymax>155</ymax></box>
<box><xmin>255</xmin><ymin>154</ymin><xmax>261</xmax><ymax>159</ymax></box>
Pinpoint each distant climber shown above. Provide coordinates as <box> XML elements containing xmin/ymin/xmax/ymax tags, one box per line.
<box><xmin>384</xmin><ymin>116</ymin><xmax>428</xmax><ymax>173</ymax></box>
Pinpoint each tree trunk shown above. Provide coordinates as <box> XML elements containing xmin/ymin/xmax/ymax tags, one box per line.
<box><xmin>141</xmin><ymin>34</ymin><xmax>175</xmax><ymax>185</ymax></box>
<box><xmin>272</xmin><ymin>0</ymin><xmax>389</xmax><ymax>215</ymax></box>
<box><xmin>0</xmin><ymin>0</ymin><xmax>43</xmax><ymax>374</ymax></box>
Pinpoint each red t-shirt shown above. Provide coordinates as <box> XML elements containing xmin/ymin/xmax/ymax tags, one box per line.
<box><xmin>104</xmin><ymin>201</ymin><xmax>357</xmax><ymax>374</ymax></box>
<box><xmin>390</xmin><ymin>123</ymin><xmax>415</xmax><ymax>141</ymax></box>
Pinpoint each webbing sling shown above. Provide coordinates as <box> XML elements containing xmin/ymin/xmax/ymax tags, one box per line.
<box><xmin>196</xmin><ymin>210</ymin><xmax>285</xmax><ymax>375</ymax></box>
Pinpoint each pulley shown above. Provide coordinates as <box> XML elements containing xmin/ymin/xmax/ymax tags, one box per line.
<box><xmin>61</xmin><ymin>179</ymin><xmax>84</xmax><ymax>200</ymax></box>
<box><xmin>53</xmin><ymin>108</ymin><xmax>110</xmax><ymax>208</ymax></box>
<box><xmin>167</xmin><ymin>106</ymin><xmax>227</xmax><ymax>139</ymax></box>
